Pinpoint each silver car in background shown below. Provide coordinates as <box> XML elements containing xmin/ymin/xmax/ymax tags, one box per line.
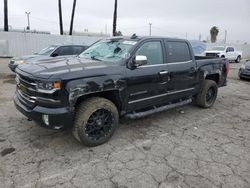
<box><xmin>8</xmin><ymin>44</ymin><xmax>88</xmax><ymax>72</ymax></box>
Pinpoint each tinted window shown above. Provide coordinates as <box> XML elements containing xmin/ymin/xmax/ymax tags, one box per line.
<box><xmin>165</xmin><ymin>42</ymin><xmax>191</xmax><ymax>63</ymax></box>
<box><xmin>135</xmin><ymin>41</ymin><xmax>163</xmax><ymax>65</ymax></box>
<box><xmin>38</xmin><ymin>45</ymin><xmax>57</xmax><ymax>55</ymax></box>
<box><xmin>230</xmin><ymin>47</ymin><xmax>234</xmax><ymax>52</ymax></box>
<box><xmin>72</xmin><ymin>46</ymin><xmax>85</xmax><ymax>55</ymax></box>
<box><xmin>53</xmin><ymin>46</ymin><xmax>73</xmax><ymax>56</ymax></box>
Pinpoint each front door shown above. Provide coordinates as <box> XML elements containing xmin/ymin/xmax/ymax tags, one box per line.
<box><xmin>226</xmin><ymin>47</ymin><xmax>235</xmax><ymax>60</ymax></box>
<box><xmin>125</xmin><ymin>40</ymin><xmax>169</xmax><ymax>112</ymax></box>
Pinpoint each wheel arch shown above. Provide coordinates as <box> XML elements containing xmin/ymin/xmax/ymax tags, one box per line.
<box><xmin>205</xmin><ymin>73</ymin><xmax>220</xmax><ymax>84</ymax></box>
<box><xmin>74</xmin><ymin>90</ymin><xmax>123</xmax><ymax>113</ymax></box>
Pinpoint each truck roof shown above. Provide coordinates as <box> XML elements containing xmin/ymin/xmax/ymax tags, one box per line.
<box><xmin>106</xmin><ymin>36</ymin><xmax>189</xmax><ymax>43</ymax></box>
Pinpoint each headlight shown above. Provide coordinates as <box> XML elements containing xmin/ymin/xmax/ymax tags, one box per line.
<box><xmin>36</xmin><ymin>81</ymin><xmax>61</xmax><ymax>94</ymax></box>
<box><xmin>241</xmin><ymin>64</ymin><xmax>246</xmax><ymax>69</ymax></box>
<box><xmin>15</xmin><ymin>60</ymin><xmax>25</xmax><ymax>65</ymax></box>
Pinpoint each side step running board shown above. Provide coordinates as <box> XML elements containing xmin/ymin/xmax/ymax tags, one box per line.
<box><xmin>125</xmin><ymin>99</ymin><xmax>192</xmax><ymax>119</ymax></box>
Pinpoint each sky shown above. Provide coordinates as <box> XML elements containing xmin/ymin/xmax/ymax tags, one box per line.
<box><xmin>0</xmin><ymin>0</ymin><xmax>250</xmax><ymax>43</ymax></box>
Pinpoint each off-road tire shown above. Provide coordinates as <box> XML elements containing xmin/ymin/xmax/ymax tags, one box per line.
<box><xmin>195</xmin><ymin>80</ymin><xmax>218</xmax><ymax>108</ymax></box>
<box><xmin>73</xmin><ymin>97</ymin><xmax>119</xmax><ymax>147</ymax></box>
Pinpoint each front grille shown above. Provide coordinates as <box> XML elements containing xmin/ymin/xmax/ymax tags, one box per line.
<box><xmin>16</xmin><ymin>74</ymin><xmax>37</xmax><ymax>109</ymax></box>
<box><xmin>17</xmin><ymin>90</ymin><xmax>36</xmax><ymax>109</ymax></box>
<box><xmin>206</xmin><ymin>53</ymin><xmax>219</xmax><ymax>57</ymax></box>
<box><xmin>16</xmin><ymin>74</ymin><xmax>37</xmax><ymax>89</ymax></box>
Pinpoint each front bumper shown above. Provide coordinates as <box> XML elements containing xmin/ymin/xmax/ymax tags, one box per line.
<box><xmin>14</xmin><ymin>94</ymin><xmax>74</xmax><ymax>129</ymax></box>
<box><xmin>239</xmin><ymin>68</ymin><xmax>250</xmax><ymax>80</ymax></box>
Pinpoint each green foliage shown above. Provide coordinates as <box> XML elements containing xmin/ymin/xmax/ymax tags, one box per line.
<box><xmin>210</xmin><ymin>26</ymin><xmax>219</xmax><ymax>43</ymax></box>
<box><xmin>114</xmin><ymin>31</ymin><xmax>123</xmax><ymax>36</ymax></box>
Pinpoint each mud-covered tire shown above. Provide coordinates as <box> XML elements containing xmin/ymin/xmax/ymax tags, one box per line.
<box><xmin>195</xmin><ymin>80</ymin><xmax>218</xmax><ymax>108</ymax></box>
<box><xmin>73</xmin><ymin>97</ymin><xmax>119</xmax><ymax>147</ymax></box>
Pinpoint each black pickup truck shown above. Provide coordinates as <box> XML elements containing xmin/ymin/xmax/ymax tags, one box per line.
<box><xmin>14</xmin><ymin>36</ymin><xmax>229</xmax><ymax>146</ymax></box>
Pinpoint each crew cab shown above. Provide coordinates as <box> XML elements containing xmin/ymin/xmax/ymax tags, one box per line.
<box><xmin>205</xmin><ymin>46</ymin><xmax>242</xmax><ymax>63</ymax></box>
<box><xmin>14</xmin><ymin>37</ymin><xmax>229</xmax><ymax>146</ymax></box>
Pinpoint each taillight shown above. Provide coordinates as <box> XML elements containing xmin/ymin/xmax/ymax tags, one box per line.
<box><xmin>226</xmin><ymin>62</ymin><xmax>230</xmax><ymax>78</ymax></box>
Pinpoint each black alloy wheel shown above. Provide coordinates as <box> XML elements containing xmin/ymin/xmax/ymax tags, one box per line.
<box><xmin>85</xmin><ymin>109</ymin><xmax>115</xmax><ymax>141</ymax></box>
<box><xmin>206</xmin><ymin>87</ymin><xmax>216</xmax><ymax>105</ymax></box>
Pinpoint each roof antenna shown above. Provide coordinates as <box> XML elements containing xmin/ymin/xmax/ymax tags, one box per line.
<box><xmin>131</xmin><ymin>33</ymin><xmax>138</xmax><ymax>39</ymax></box>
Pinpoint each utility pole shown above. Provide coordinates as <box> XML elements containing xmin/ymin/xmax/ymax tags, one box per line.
<box><xmin>4</xmin><ymin>0</ymin><xmax>8</xmax><ymax>31</ymax></box>
<box><xmin>25</xmin><ymin>12</ymin><xmax>31</xmax><ymax>30</ymax></box>
<box><xmin>112</xmin><ymin>0</ymin><xmax>118</xmax><ymax>36</ymax></box>
<box><xmin>199</xmin><ymin>34</ymin><xmax>202</xmax><ymax>41</ymax></box>
<box><xmin>149</xmin><ymin>23</ymin><xmax>152</xmax><ymax>36</ymax></box>
<box><xmin>69</xmin><ymin>0</ymin><xmax>77</xmax><ymax>35</ymax></box>
<box><xmin>105</xmin><ymin>24</ymin><xmax>107</xmax><ymax>35</ymax></box>
<box><xmin>224</xmin><ymin>30</ymin><xmax>227</xmax><ymax>44</ymax></box>
<box><xmin>58</xmin><ymin>0</ymin><xmax>64</xmax><ymax>35</ymax></box>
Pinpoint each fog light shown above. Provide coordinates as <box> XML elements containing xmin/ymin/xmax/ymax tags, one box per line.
<box><xmin>42</xmin><ymin>115</ymin><xmax>49</xmax><ymax>126</ymax></box>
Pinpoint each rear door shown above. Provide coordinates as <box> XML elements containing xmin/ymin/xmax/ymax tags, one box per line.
<box><xmin>226</xmin><ymin>47</ymin><xmax>235</xmax><ymax>60</ymax></box>
<box><xmin>126</xmin><ymin>40</ymin><xmax>169</xmax><ymax>111</ymax></box>
<box><xmin>164</xmin><ymin>40</ymin><xmax>197</xmax><ymax>101</ymax></box>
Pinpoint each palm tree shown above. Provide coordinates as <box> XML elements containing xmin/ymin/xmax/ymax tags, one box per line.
<box><xmin>58</xmin><ymin>0</ymin><xmax>64</xmax><ymax>35</ymax></box>
<box><xmin>112</xmin><ymin>0</ymin><xmax>117</xmax><ymax>36</ymax></box>
<box><xmin>4</xmin><ymin>0</ymin><xmax>8</xmax><ymax>31</ymax></box>
<box><xmin>210</xmin><ymin>26</ymin><xmax>219</xmax><ymax>43</ymax></box>
<box><xmin>69</xmin><ymin>0</ymin><xmax>77</xmax><ymax>35</ymax></box>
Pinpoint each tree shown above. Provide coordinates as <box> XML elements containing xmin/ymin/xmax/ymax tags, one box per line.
<box><xmin>4</xmin><ymin>0</ymin><xmax>8</xmax><ymax>31</ymax></box>
<box><xmin>69</xmin><ymin>0</ymin><xmax>77</xmax><ymax>35</ymax></box>
<box><xmin>112</xmin><ymin>0</ymin><xmax>117</xmax><ymax>36</ymax></box>
<box><xmin>115</xmin><ymin>31</ymin><xmax>122</xmax><ymax>36</ymax></box>
<box><xmin>58</xmin><ymin>0</ymin><xmax>64</xmax><ymax>35</ymax></box>
<box><xmin>210</xmin><ymin>26</ymin><xmax>219</xmax><ymax>43</ymax></box>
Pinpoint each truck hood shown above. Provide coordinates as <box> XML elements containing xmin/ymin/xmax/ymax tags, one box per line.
<box><xmin>17</xmin><ymin>56</ymin><xmax>119</xmax><ymax>79</ymax></box>
<box><xmin>204</xmin><ymin>50</ymin><xmax>222</xmax><ymax>54</ymax></box>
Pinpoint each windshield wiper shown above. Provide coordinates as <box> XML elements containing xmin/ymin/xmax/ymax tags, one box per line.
<box><xmin>91</xmin><ymin>56</ymin><xmax>102</xmax><ymax>61</ymax></box>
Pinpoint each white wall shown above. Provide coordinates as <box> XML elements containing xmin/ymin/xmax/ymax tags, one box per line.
<box><xmin>0</xmin><ymin>31</ymin><xmax>102</xmax><ymax>57</ymax></box>
<box><xmin>206</xmin><ymin>43</ymin><xmax>250</xmax><ymax>59</ymax></box>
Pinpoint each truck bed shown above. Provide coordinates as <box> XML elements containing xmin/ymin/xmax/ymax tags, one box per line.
<box><xmin>195</xmin><ymin>56</ymin><xmax>227</xmax><ymax>67</ymax></box>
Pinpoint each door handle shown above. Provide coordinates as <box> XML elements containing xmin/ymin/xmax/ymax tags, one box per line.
<box><xmin>159</xmin><ymin>70</ymin><xmax>169</xmax><ymax>75</ymax></box>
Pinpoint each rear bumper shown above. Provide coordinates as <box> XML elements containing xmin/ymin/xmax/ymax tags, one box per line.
<box><xmin>14</xmin><ymin>94</ymin><xmax>74</xmax><ymax>129</ymax></box>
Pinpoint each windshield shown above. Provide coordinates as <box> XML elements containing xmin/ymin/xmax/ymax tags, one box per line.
<box><xmin>212</xmin><ymin>46</ymin><xmax>225</xmax><ymax>51</ymax></box>
<box><xmin>79</xmin><ymin>40</ymin><xmax>137</xmax><ymax>62</ymax></box>
<box><xmin>37</xmin><ymin>45</ymin><xmax>57</xmax><ymax>55</ymax></box>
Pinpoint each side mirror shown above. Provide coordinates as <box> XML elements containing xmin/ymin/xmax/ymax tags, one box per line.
<box><xmin>51</xmin><ymin>53</ymin><xmax>59</xmax><ymax>57</ymax></box>
<box><xmin>134</xmin><ymin>55</ymin><xmax>148</xmax><ymax>67</ymax></box>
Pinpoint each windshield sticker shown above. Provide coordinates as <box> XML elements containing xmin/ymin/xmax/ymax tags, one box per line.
<box><xmin>122</xmin><ymin>41</ymin><xmax>137</xmax><ymax>45</ymax></box>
